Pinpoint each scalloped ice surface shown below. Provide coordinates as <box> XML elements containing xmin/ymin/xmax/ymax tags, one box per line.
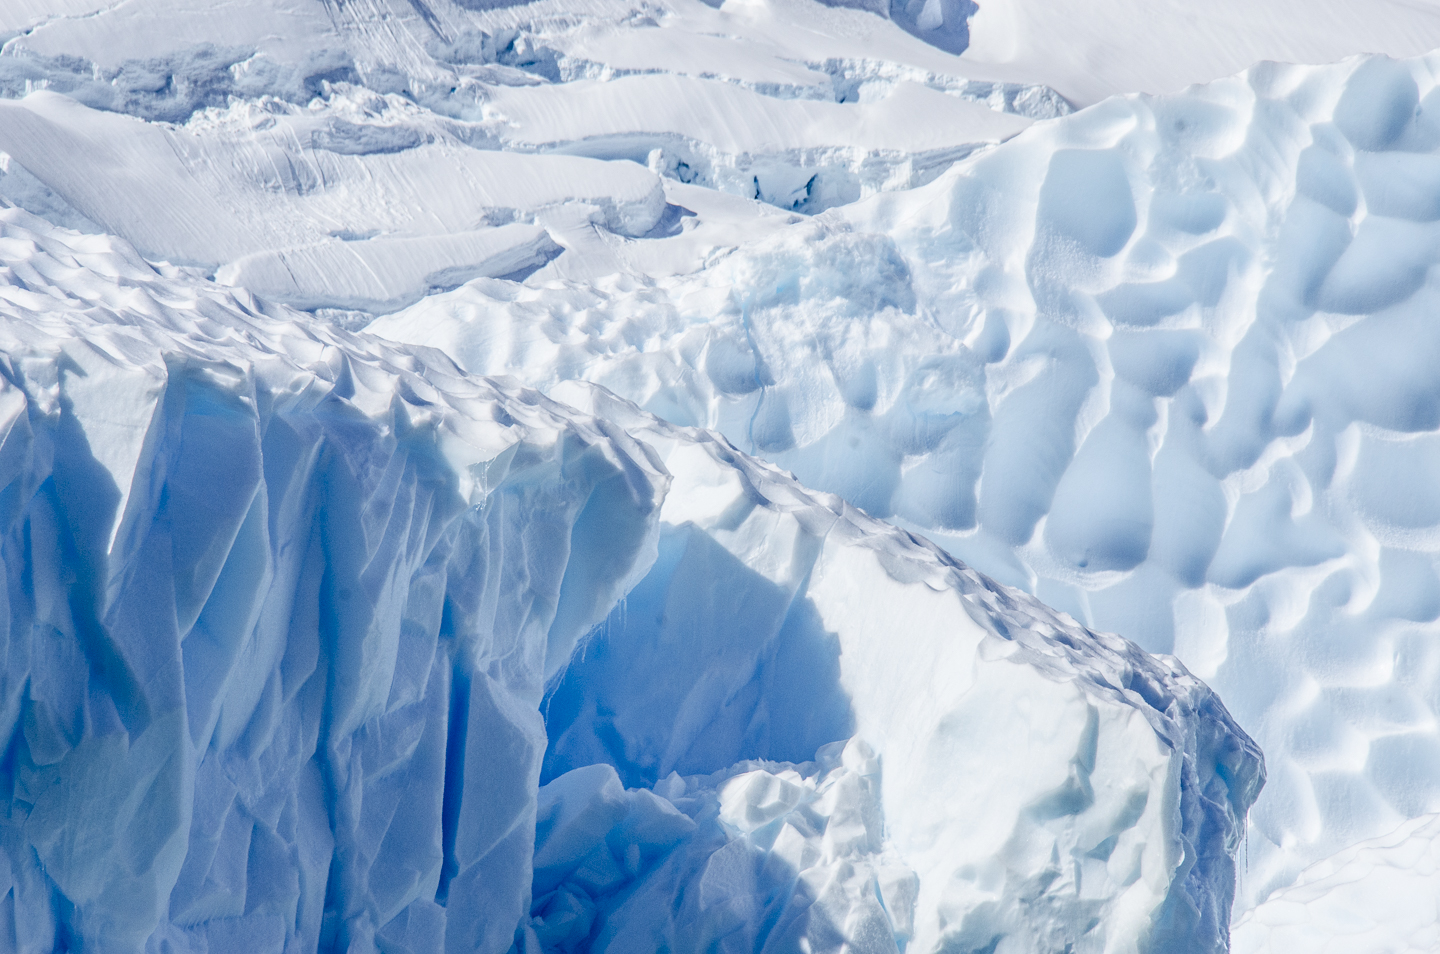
<box><xmin>0</xmin><ymin>206</ymin><xmax>1262</xmax><ymax>953</ymax></box>
<box><xmin>368</xmin><ymin>48</ymin><xmax>1440</xmax><ymax>917</ymax></box>
<box><xmin>5</xmin><ymin>0</ymin><xmax>1440</xmax><ymax>946</ymax></box>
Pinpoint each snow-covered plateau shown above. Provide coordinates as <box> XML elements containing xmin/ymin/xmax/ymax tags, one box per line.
<box><xmin>3</xmin><ymin>0</ymin><xmax>1440</xmax><ymax>951</ymax></box>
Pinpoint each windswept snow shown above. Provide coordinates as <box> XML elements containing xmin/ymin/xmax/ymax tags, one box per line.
<box><xmin>1231</xmin><ymin>812</ymin><xmax>1440</xmax><ymax>954</ymax></box>
<box><xmin>370</xmin><ymin>47</ymin><xmax>1440</xmax><ymax>916</ymax></box>
<box><xmin>0</xmin><ymin>207</ymin><xmax>1260</xmax><ymax>952</ymax></box>
<box><xmin>0</xmin><ymin>89</ymin><xmax>666</xmax><ymax>309</ymax></box>
<box><xmin>5</xmin><ymin>0</ymin><xmax>1440</xmax><ymax>948</ymax></box>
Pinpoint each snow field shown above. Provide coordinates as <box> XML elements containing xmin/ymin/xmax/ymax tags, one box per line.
<box><xmin>0</xmin><ymin>208</ymin><xmax>1259</xmax><ymax>953</ymax></box>
<box><xmin>372</xmin><ymin>48</ymin><xmax>1440</xmax><ymax>915</ymax></box>
<box><xmin>0</xmin><ymin>89</ymin><xmax>667</xmax><ymax>311</ymax></box>
<box><xmin>1231</xmin><ymin>811</ymin><xmax>1440</xmax><ymax>953</ymax></box>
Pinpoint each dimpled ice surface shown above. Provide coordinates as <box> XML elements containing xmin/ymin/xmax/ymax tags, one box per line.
<box><xmin>2</xmin><ymin>0</ymin><xmax>1440</xmax><ymax>951</ymax></box>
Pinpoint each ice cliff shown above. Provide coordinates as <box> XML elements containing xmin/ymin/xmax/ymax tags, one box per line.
<box><xmin>0</xmin><ymin>209</ymin><xmax>1261</xmax><ymax>952</ymax></box>
<box><xmin>10</xmin><ymin>0</ymin><xmax>1440</xmax><ymax>947</ymax></box>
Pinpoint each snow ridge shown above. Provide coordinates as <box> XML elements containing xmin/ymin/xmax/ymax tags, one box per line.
<box><xmin>0</xmin><ymin>208</ymin><xmax>1260</xmax><ymax>953</ymax></box>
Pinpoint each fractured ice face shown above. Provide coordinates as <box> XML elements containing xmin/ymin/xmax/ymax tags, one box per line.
<box><xmin>9</xmin><ymin>0</ymin><xmax>1439</xmax><ymax>941</ymax></box>
<box><xmin>0</xmin><ymin>209</ymin><xmax>1259</xmax><ymax>953</ymax></box>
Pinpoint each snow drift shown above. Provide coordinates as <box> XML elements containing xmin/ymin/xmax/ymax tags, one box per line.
<box><xmin>0</xmin><ymin>208</ymin><xmax>1260</xmax><ymax>953</ymax></box>
<box><xmin>1231</xmin><ymin>811</ymin><xmax>1440</xmax><ymax>954</ymax></box>
<box><xmin>372</xmin><ymin>48</ymin><xmax>1440</xmax><ymax>911</ymax></box>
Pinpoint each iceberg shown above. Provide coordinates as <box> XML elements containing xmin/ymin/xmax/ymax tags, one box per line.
<box><xmin>0</xmin><ymin>208</ymin><xmax>1260</xmax><ymax>952</ymax></box>
<box><xmin>8</xmin><ymin>0</ymin><xmax>1440</xmax><ymax>946</ymax></box>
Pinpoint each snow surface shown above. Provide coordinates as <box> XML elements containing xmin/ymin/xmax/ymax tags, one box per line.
<box><xmin>1231</xmin><ymin>812</ymin><xmax>1440</xmax><ymax>954</ymax></box>
<box><xmin>6</xmin><ymin>0</ymin><xmax>1440</xmax><ymax>948</ymax></box>
<box><xmin>0</xmin><ymin>207</ymin><xmax>1259</xmax><ymax>952</ymax></box>
<box><xmin>367</xmin><ymin>46</ymin><xmax>1440</xmax><ymax>917</ymax></box>
<box><xmin>954</xmin><ymin>0</ymin><xmax>1440</xmax><ymax>107</ymax></box>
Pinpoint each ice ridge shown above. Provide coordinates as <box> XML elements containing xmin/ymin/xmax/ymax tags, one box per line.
<box><xmin>0</xmin><ymin>208</ymin><xmax>1261</xmax><ymax>953</ymax></box>
<box><xmin>372</xmin><ymin>49</ymin><xmax>1440</xmax><ymax>912</ymax></box>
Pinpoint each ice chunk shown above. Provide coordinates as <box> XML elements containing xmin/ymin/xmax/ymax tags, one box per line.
<box><xmin>0</xmin><ymin>208</ymin><xmax>667</xmax><ymax>953</ymax></box>
<box><xmin>215</xmin><ymin>226</ymin><xmax>563</xmax><ymax>314</ymax></box>
<box><xmin>544</xmin><ymin>381</ymin><xmax>1263</xmax><ymax>954</ymax></box>
<box><xmin>0</xmin><ymin>210</ymin><xmax>1259</xmax><ymax>953</ymax></box>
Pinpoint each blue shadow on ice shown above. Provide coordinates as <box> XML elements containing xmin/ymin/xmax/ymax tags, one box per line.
<box><xmin>540</xmin><ymin>523</ymin><xmax>857</xmax><ymax>789</ymax></box>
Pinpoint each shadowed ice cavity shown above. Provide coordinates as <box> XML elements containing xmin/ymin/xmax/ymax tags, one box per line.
<box><xmin>529</xmin><ymin>523</ymin><xmax>891</xmax><ymax>953</ymax></box>
<box><xmin>541</xmin><ymin>523</ymin><xmax>857</xmax><ymax>789</ymax></box>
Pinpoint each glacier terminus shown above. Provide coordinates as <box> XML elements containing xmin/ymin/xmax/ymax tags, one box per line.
<box><xmin>1</xmin><ymin>0</ymin><xmax>1440</xmax><ymax>952</ymax></box>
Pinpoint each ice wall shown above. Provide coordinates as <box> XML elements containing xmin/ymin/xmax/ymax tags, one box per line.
<box><xmin>0</xmin><ymin>208</ymin><xmax>668</xmax><ymax>953</ymax></box>
<box><xmin>0</xmin><ymin>209</ymin><xmax>1261</xmax><ymax>953</ymax></box>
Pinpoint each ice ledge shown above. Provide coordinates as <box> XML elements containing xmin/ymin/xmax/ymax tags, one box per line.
<box><xmin>0</xmin><ymin>209</ymin><xmax>1260</xmax><ymax>953</ymax></box>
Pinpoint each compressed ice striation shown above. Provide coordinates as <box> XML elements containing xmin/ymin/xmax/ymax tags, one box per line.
<box><xmin>0</xmin><ymin>208</ymin><xmax>1260</xmax><ymax>952</ymax></box>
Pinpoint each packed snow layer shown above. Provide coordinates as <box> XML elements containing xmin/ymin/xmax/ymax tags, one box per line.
<box><xmin>955</xmin><ymin>0</ymin><xmax>1440</xmax><ymax>106</ymax></box>
<box><xmin>0</xmin><ymin>89</ymin><xmax>669</xmax><ymax>311</ymax></box>
<box><xmin>0</xmin><ymin>208</ymin><xmax>1260</xmax><ymax>953</ymax></box>
<box><xmin>1231</xmin><ymin>812</ymin><xmax>1440</xmax><ymax>953</ymax></box>
<box><xmin>370</xmin><ymin>48</ymin><xmax>1440</xmax><ymax>911</ymax></box>
<box><xmin>474</xmin><ymin>73</ymin><xmax>1028</xmax><ymax>205</ymax></box>
<box><xmin>0</xmin><ymin>0</ymin><xmax>1060</xmax><ymax>243</ymax></box>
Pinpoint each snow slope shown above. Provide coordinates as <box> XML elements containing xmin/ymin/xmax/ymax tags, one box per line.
<box><xmin>368</xmin><ymin>46</ymin><xmax>1440</xmax><ymax>916</ymax></box>
<box><xmin>1231</xmin><ymin>812</ymin><xmax>1440</xmax><ymax>954</ymax></box>
<box><xmin>0</xmin><ymin>207</ymin><xmax>1260</xmax><ymax>953</ymax></box>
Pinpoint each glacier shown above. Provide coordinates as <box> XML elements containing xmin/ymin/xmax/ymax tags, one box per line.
<box><xmin>0</xmin><ymin>207</ymin><xmax>1260</xmax><ymax>952</ymax></box>
<box><xmin>4</xmin><ymin>0</ymin><xmax>1440</xmax><ymax>949</ymax></box>
<box><xmin>369</xmin><ymin>46</ymin><xmax>1440</xmax><ymax>915</ymax></box>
